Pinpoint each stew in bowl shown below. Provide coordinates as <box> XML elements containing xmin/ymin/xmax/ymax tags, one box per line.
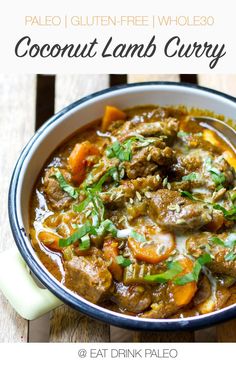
<box><xmin>29</xmin><ymin>103</ymin><xmax>236</xmax><ymax>320</ymax></box>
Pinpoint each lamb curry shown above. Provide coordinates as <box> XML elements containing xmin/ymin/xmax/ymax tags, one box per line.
<box><xmin>30</xmin><ymin>104</ymin><xmax>236</xmax><ymax>319</ymax></box>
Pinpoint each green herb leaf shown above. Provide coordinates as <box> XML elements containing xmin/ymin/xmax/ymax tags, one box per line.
<box><xmin>210</xmin><ymin>237</ymin><xmax>225</xmax><ymax>246</ymax></box>
<box><xmin>106</xmin><ymin>139</ymin><xmax>132</xmax><ymax>162</ymax></box>
<box><xmin>213</xmin><ymin>204</ymin><xmax>236</xmax><ymax>221</ymax></box>
<box><xmin>75</xmin><ymin>167</ymin><xmax>120</xmax><ymax>224</ymax></box>
<box><xmin>51</xmin><ymin>168</ymin><xmax>78</xmax><ymax>199</ymax></box>
<box><xmin>144</xmin><ymin>261</ymin><xmax>183</xmax><ymax>283</ymax></box>
<box><xmin>230</xmin><ymin>192</ymin><xmax>236</xmax><ymax>203</ymax></box>
<box><xmin>79</xmin><ymin>234</ymin><xmax>90</xmax><ymax>250</ymax></box>
<box><xmin>209</xmin><ymin>169</ymin><xmax>226</xmax><ymax>186</ymax></box>
<box><xmin>93</xmin><ymin>167</ymin><xmax>119</xmax><ymax>191</ymax></box>
<box><xmin>205</xmin><ymin>158</ymin><xmax>226</xmax><ymax>187</ymax></box>
<box><xmin>130</xmin><ymin>230</ymin><xmax>146</xmax><ymax>242</ymax></box>
<box><xmin>116</xmin><ymin>255</ymin><xmax>132</xmax><ymax>267</ymax></box>
<box><xmin>224</xmin><ymin>251</ymin><xmax>236</xmax><ymax>261</ymax></box>
<box><xmin>204</xmin><ymin>157</ymin><xmax>212</xmax><ymax>171</ymax></box>
<box><xmin>225</xmin><ymin>233</ymin><xmax>236</xmax><ymax>248</ymax></box>
<box><xmin>106</xmin><ymin>140</ymin><xmax>121</xmax><ymax>159</ymax></box>
<box><xmin>215</xmin><ymin>184</ymin><xmax>224</xmax><ymax>191</ymax></box>
<box><xmin>210</xmin><ymin>233</ymin><xmax>236</xmax><ymax>249</ymax></box>
<box><xmin>91</xmin><ymin>210</ymin><xmax>99</xmax><ymax>227</ymax></box>
<box><xmin>59</xmin><ymin>222</ymin><xmax>92</xmax><ymax>247</ymax></box>
<box><xmin>174</xmin><ymin>254</ymin><xmax>212</xmax><ymax>285</ymax></box>
<box><xmin>73</xmin><ymin>196</ymin><xmax>92</xmax><ymax>212</ymax></box>
<box><xmin>197</xmin><ymin>253</ymin><xmax>212</xmax><ymax>266</ymax></box>
<box><xmin>106</xmin><ymin>136</ymin><xmax>155</xmax><ymax>163</ymax></box>
<box><xmin>173</xmin><ymin>272</ymin><xmax>196</xmax><ymax>285</ymax></box>
<box><xmin>177</xmin><ymin>131</ymin><xmax>189</xmax><ymax>138</ymax></box>
<box><xmin>180</xmin><ymin>190</ymin><xmax>196</xmax><ymax>200</ymax></box>
<box><xmin>96</xmin><ymin>219</ymin><xmax>118</xmax><ymax>237</ymax></box>
<box><xmin>182</xmin><ymin>172</ymin><xmax>199</xmax><ymax>182</ymax></box>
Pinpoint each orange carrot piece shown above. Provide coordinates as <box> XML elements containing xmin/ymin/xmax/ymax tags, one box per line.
<box><xmin>103</xmin><ymin>239</ymin><xmax>123</xmax><ymax>281</ymax></box>
<box><xmin>68</xmin><ymin>141</ymin><xmax>100</xmax><ymax>184</ymax></box>
<box><xmin>128</xmin><ymin>231</ymin><xmax>175</xmax><ymax>264</ymax></box>
<box><xmin>101</xmin><ymin>105</ymin><xmax>126</xmax><ymax>132</ymax></box>
<box><xmin>203</xmin><ymin>129</ymin><xmax>220</xmax><ymax>148</ymax></box>
<box><xmin>38</xmin><ymin>231</ymin><xmax>61</xmax><ymax>252</ymax></box>
<box><xmin>203</xmin><ymin>129</ymin><xmax>236</xmax><ymax>169</ymax></box>
<box><xmin>171</xmin><ymin>257</ymin><xmax>197</xmax><ymax>307</ymax></box>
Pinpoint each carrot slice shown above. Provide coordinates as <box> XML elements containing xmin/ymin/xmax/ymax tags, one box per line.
<box><xmin>103</xmin><ymin>238</ymin><xmax>123</xmax><ymax>281</ymax></box>
<box><xmin>101</xmin><ymin>105</ymin><xmax>126</xmax><ymax>132</ymax></box>
<box><xmin>203</xmin><ymin>129</ymin><xmax>220</xmax><ymax>148</ymax></box>
<box><xmin>68</xmin><ymin>141</ymin><xmax>100</xmax><ymax>184</ymax></box>
<box><xmin>223</xmin><ymin>150</ymin><xmax>236</xmax><ymax>169</ymax></box>
<box><xmin>203</xmin><ymin>129</ymin><xmax>236</xmax><ymax>169</ymax></box>
<box><xmin>128</xmin><ymin>229</ymin><xmax>175</xmax><ymax>264</ymax></box>
<box><xmin>170</xmin><ymin>257</ymin><xmax>197</xmax><ymax>307</ymax></box>
<box><xmin>38</xmin><ymin>231</ymin><xmax>61</xmax><ymax>252</ymax></box>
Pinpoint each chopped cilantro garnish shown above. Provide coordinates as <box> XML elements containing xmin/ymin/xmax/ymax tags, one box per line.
<box><xmin>182</xmin><ymin>172</ymin><xmax>199</xmax><ymax>182</ymax></box>
<box><xmin>174</xmin><ymin>254</ymin><xmax>212</xmax><ymax>285</ymax></box>
<box><xmin>73</xmin><ymin>167</ymin><xmax>120</xmax><ymax>225</ymax></box>
<box><xmin>177</xmin><ymin>131</ymin><xmax>189</xmax><ymax>138</ymax></box>
<box><xmin>144</xmin><ymin>261</ymin><xmax>183</xmax><ymax>283</ymax></box>
<box><xmin>96</xmin><ymin>219</ymin><xmax>118</xmax><ymax>237</ymax></box>
<box><xmin>225</xmin><ymin>233</ymin><xmax>236</xmax><ymax>248</ymax></box>
<box><xmin>59</xmin><ymin>222</ymin><xmax>93</xmax><ymax>247</ymax></box>
<box><xmin>213</xmin><ymin>204</ymin><xmax>236</xmax><ymax>221</ymax></box>
<box><xmin>106</xmin><ymin>136</ymin><xmax>155</xmax><ymax>162</ymax></box>
<box><xmin>73</xmin><ymin>196</ymin><xmax>92</xmax><ymax>212</ymax></box>
<box><xmin>180</xmin><ymin>190</ymin><xmax>196</xmax><ymax>200</ymax></box>
<box><xmin>210</xmin><ymin>233</ymin><xmax>236</xmax><ymax>249</ymax></box>
<box><xmin>130</xmin><ymin>230</ymin><xmax>146</xmax><ymax>242</ymax></box>
<box><xmin>209</xmin><ymin>234</ymin><xmax>236</xmax><ymax>262</ymax></box>
<box><xmin>59</xmin><ymin>219</ymin><xmax>119</xmax><ymax>249</ymax></box>
<box><xmin>230</xmin><ymin>192</ymin><xmax>236</xmax><ymax>203</ymax></box>
<box><xmin>210</xmin><ymin>237</ymin><xmax>225</xmax><ymax>246</ymax></box>
<box><xmin>116</xmin><ymin>256</ymin><xmax>132</xmax><ymax>267</ymax></box>
<box><xmin>79</xmin><ymin>234</ymin><xmax>90</xmax><ymax>251</ymax></box>
<box><xmin>93</xmin><ymin>167</ymin><xmax>119</xmax><ymax>191</ymax></box>
<box><xmin>51</xmin><ymin>168</ymin><xmax>78</xmax><ymax>199</ymax></box>
<box><xmin>106</xmin><ymin>139</ymin><xmax>133</xmax><ymax>162</ymax></box>
<box><xmin>209</xmin><ymin>168</ymin><xmax>226</xmax><ymax>186</ymax></box>
<box><xmin>205</xmin><ymin>158</ymin><xmax>226</xmax><ymax>188</ymax></box>
<box><xmin>224</xmin><ymin>251</ymin><xmax>236</xmax><ymax>261</ymax></box>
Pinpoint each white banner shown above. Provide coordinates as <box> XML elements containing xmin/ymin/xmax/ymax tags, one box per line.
<box><xmin>0</xmin><ymin>0</ymin><xmax>235</xmax><ymax>73</ymax></box>
<box><xmin>0</xmin><ymin>343</ymin><xmax>235</xmax><ymax>366</ymax></box>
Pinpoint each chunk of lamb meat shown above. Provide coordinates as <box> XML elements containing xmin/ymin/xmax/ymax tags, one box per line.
<box><xmin>148</xmin><ymin>189</ymin><xmax>222</xmax><ymax>233</ymax></box>
<box><xmin>171</xmin><ymin>150</ymin><xmax>235</xmax><ymax>190</ymax></box>
<box><xmin>125</xmin><ymin>146</ymin><xmax>176</xmax><ymax>179</ymax></box>
<box><xmin>171</xmin><ymin>152</ymin><xmax>202</xmax><ymax>180</ymax></box>
<box><xmin>43</xmin><ymin>167</ymin><xmax>73</xmax><ymax>210</ymax></box>
<box><xmin>112</xmin><ymin>118</ymin><xmax>179</xmax><ymax>144</ymax></box>
<box><xmin>111</xmin><ymin>283</ymin><xmax>152</xmax><ymax>313</ymax></box>
<box><xmin>82</xmin><ymin>156</ymin><xmax>120</xmax><ymax>186</ymax></box>
<box><xmin>65</xmin><ymin>253</ymin><xmax>112</xmax><ymax>303</ymax></box>
<box><xmin>178</xmin><ymin>131</ymin><xmax>221</xmax><ymax>153</ymax></box>
<box><xmin>133</xmin><ymin>118</ymin><xmax>179</xmax><ymax>141</ymax></box>
<box><xmin>141</xmin><ymin>262</ymin><xmax>198</xmax><ymax>319</ymax></box>
<box><xmin>100</xmin><ymin>175</ymin><xmax>161</xmax><ymax>206</ymax></box>
<box><xmin>186</xmin><ymin>232</ymin><xmax>236</xmax><ymax>277</ymax></box>
<box><xmin>141</xmin><ymin>284</ymin><xmax>182</xmax><ymax>319</ymax></box>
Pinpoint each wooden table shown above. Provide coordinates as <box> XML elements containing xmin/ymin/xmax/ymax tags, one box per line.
<box><xmin>1</xmin><ymin>73</ymin><xmax>236</xmax><ymax>342</ymax></box>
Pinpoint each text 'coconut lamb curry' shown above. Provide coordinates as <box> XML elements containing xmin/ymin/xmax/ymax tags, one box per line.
<box><xmin>30</xmin><ymin>105</ymin><xmax>236</xmax><ymax>319</ymax></box>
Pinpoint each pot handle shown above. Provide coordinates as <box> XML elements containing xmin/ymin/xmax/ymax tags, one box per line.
<box><xmin>0</xmin><ymin>248</ymin><xmax>62</xmax><ymax>320</ymax></box>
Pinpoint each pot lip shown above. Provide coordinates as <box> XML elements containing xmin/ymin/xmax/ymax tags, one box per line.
<box><xmin>8</xmin><ymin>81</ymin><xmax>236</xmax><ymax>331</ymax></box>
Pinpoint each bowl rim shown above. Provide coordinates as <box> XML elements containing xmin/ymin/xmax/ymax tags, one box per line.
<box><xmin>8</xmin><ymin>81</ymin><xmax>236</xmax><ymax>331</ymax></box>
